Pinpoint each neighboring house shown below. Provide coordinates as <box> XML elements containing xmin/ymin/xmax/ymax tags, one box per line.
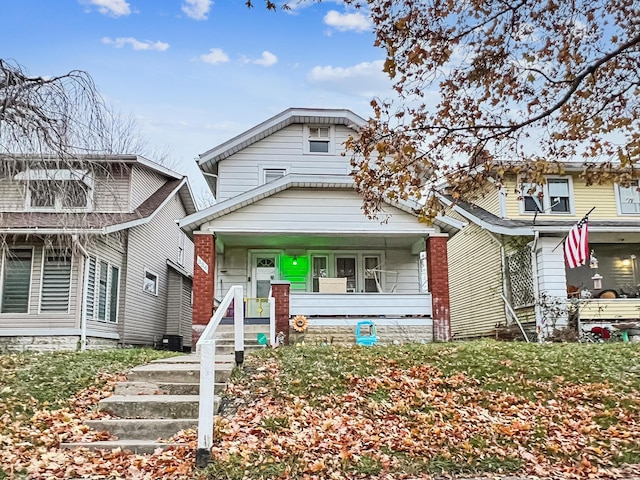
<box><xmin>440</xmin><ymin>167</ymin><xmax>640</xmax><ymax>340</ymax></box>
<box><xmin>179</xmin><ymin>108</ymin><xmax>463</xmax><ymax>345</ymax></box>
<box><xmin>0</xmin><ymin>155</ymin><xmax>196</xmax><ymax>352</ymax></box>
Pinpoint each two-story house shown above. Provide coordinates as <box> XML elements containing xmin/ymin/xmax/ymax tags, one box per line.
<box><xmin>179</xmin><ymin>108</ymin><xmax>463</xmax><ymax>345</ymax></box>
<box><xmin>440</xmin><ymin>166</ymin><xmax>640</xmax><ymax>340</ymax></box>
<box><xmin>0</xmin><ymin>155</ymin><xmax>197</xmax><ymax>351</ymax></box>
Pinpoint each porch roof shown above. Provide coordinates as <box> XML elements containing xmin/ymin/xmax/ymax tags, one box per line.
<box><xmin>179</xmin><ymin>174</ymin><xmax>463</xmax><ymax>237</ymax></box>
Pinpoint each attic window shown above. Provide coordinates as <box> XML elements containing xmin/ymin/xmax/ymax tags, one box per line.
<box><xmin>18</xmin><ymin>169</ymin><xmax>93</xmax><ymax>212</ymax></box>
<box><xmin>306</xmin><ymin>126</ymin><xmax>332</xmax><ymax>154</ymax></box>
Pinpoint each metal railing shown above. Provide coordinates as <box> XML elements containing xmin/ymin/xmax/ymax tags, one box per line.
<box><xmin>196</xmin><ymin>285</ymin><xmax>244</xmax><ymax>468</ymax></box>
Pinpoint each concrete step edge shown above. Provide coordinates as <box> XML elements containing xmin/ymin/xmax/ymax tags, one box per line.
<box><xmin>60</xmin><ymin>440</ymin><xmax>188</xmax><ymax>454</ymax></box>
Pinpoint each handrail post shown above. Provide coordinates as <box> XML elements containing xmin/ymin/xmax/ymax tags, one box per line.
<box><xmin>233</xmin><ymin>285</ymin><xmax>245</xmax><ymax>366</ymax></box>
<box><xmin>269</xmin><ymin>295</ymin><xmax>276</xmax><ymax>346</ymax></box>
<box><xmin>196</xmin><ymin>339</ymin><xmax>215</xmax><ymax>468</ymax></box>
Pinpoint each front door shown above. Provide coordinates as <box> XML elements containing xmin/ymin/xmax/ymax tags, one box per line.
<box><xmin>249</xmin><ymin>253</ymin><xmax>278</xmax><ymax>316</ymax></box>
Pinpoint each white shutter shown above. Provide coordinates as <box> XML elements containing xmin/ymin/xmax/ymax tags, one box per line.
<box><xmin>41</xmin><ymin>250</ymin><xmax>72</xmax><ymax>312</ymax></box>
<box><xmin>1</xmin><ymin>249</ymin><xmax>33</xmax><ymax>313</ymax></box>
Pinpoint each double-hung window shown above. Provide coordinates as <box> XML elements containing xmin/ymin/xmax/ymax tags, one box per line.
<box><xmin>305</xmin><ymin>126</ymin><xmax>333</xmax><ymax>154</ymax></box>
<box><xmin>520</xmin><ymin>177</ymin><xmax>572</xmax><ymax>214</ymax></box>
<box><xmin>18</xmin><ymin>169</ymin><xmax>93</xmax><ymax>212</ymax></box>
<box><xmin>617</xmin><ymin>181</ymin><xmax>640</xmax><ymax>214</ymax></box>
<box><xmin>1</xmin><ymin>248</ymin><xmax>33</xmax><ymax>313</ymax></box>
<box><xmin>263</xmin><ymin>168</ymin><xmax>286</xmax><ymax>184</ymax></box>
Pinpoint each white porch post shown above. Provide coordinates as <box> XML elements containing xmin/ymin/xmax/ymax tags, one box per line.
<box><xmin>533</xmin><ymin>236</ymin><xmax>569</xmax><ymax>340</ymax></box>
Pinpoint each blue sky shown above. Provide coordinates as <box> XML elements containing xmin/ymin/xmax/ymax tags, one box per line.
<box><xmin>1</xmin><ymin>0</ymin><xmax>394</xmax><ymax>195</ymax></box>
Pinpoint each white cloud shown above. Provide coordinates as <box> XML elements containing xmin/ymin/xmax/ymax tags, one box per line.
<box><xmin>323</xmin><ymin>10</ymin><xmax>371</xmax><ymax>32</ymax></box>
<box><xmin>252</xmin><ymin>51</ymin><xmax>278</xmax><ymax>67</ymax></box>
<box><xmin>182</xmin><ymin>0</ymin><xmax>212</xmax><ymax>20</ymax></box>
<box><xmin>200</xmin><ymin>48</ymin><xmax>230</xmax><ymax>65</ymax></box>
<box><xmin>102</xmin><ymin>37</ymin><xmax>169</xmax><ymax>51</ymax></box>
<box><xmin>307</xmin><ymin>60</ymin><xmax>392</xmax><ymax>97</ymax></box>
<box><xmin>82</xmin><ymin>0</ymin><xmax>131</xmax><ymax>16</ymax></box>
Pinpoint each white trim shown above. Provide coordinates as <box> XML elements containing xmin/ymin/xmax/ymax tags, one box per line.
<box><xmin>105</xmin><ymin>177</ymin><xmax>188</xmax><ymax>233</ymax></box>
<box><xmin>14</xmin><ymin>168</ymin><xmax>89</xmax><ymax>182</ymax></box>
<box><xmin>306</xmin><ymin>317</ymin><xmax>433</xmax><ymax>327</ymax></box>
<box><xmin>499</xmin><ymin>187</ymin><xmax>507</xmax><ymax>218</ymax></box>
<box><xmin>143</xmin><ymin>269</ymin><xmax>159</xmax><ymax>296</ymax></box>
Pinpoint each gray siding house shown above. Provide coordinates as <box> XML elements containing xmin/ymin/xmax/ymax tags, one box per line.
<box><xmin>0</xmin><ymin>155</ymin><xmax>196</xmax><ymax>351</ymax></box>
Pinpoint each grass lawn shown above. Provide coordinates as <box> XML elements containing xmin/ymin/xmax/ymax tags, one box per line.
<box><xmin>207</xmin><ymin>340</ymin><xmax>640</xmax><ymax>479</ymax></box>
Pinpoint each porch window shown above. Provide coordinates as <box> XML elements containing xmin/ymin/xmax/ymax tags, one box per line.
<box><xmin>336</xmin><ymin>256</ymin><xmax>357</xmax><ymax>292</ymax></box>
<box><xmin>40</xmin><ymin>249</ymin><xmax>72</xmax><ymax>313</ymax></box>
<box><xmin>312</xmin><ymin>256</ymin><xmax>328</xmax><ymax>292</ymax></box>
<box><xmin>1</xmin><ymin>248</ymin><xmax>33</xmax><ymax>314</ymax></box>
<box><xmin>364</xmin><ymin>256</ymin><xmax>381</xmax><ymax>293</ymax></box>
<box><xmin>617</xmin><ymin>181</ymin><xmax>640</xmax><ymax>214</ymax></box>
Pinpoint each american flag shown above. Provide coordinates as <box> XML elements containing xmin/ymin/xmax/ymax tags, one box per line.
<box><xmin>564</xmin><ymin>215</ymin><xmax>589</xmax><ymax>268</ymax></box>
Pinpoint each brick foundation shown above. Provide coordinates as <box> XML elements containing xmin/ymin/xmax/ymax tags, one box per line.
<box><xmin>426</xmin><ymin>235</ymin><xmax>451</xmax><ymax>341</ymax></box>
<box><xmin>192</xmin><ymin>234</ymin><xmax>216</xmax><ymax>346</ymax></box>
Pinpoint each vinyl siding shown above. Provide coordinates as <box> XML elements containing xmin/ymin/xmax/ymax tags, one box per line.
<box><xmin>85</xmin><ymin>236</ymin><xmax>125</xmax><ymax>338</ymax></box>
<box><xmin>129</xmin><ymin>165</ymin><xmax>169</xmax><ymax>210</ymax></box>
<box><xmin>503</xmin><ymin>174</ymin><xmax>621</xmax><ymax>220</ymax></box>
<box><xmin>121</xmin><ymin>195</ymin><xmax>194</xmax><ymax>345</ymax></box>
<box><xmin>448</xmin><ymin>222</ymin><xmax>506</xmax><ymax>338</ymax></box>
<box><xmin>467</xmin><ymin>186</ymin><xmax>501</xmax><ymax>216</ymax></box>
<box><xmin>206</xmin><ymin>189</ymin><xmax>429</xmax><ymax>234</ymax></box>
<box><xmin>93</xmin><ymin>167</ymin><xmax>130</xmax><ymax>212</ymax></box>
<box><xmin>0</xmin><ymin>179</ymin><xmax>26</xmax><ymax>210</ymax></box>
<box><xmin>216</xmin><ymin>124</ymin><xmax>356</xmax><ymax>201</ymax></box>
<box><xmin>0</xmin><ymin>244</ymin><xmax>80</xmax><ymax>330</ymax></box>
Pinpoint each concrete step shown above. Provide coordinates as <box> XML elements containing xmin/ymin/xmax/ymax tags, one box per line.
<box><xmin>114</xmin><ymin>381</ymin><xmax>226</xmax><ymax>396</ymax></box>
<box><xmin>61</xmin><ymin>439</ymin><xmax>187</xmax><ymax>455</ymax></box>
<box><xmin>84</xmin><ymin>418</ymin><xmax>197</xmax><ymax>440</ymax></box>
<box><xmin>98</xmin><ymin>394</ymin><xmax>215</xmax><ymax>419</ymax></box>
<box><xmin>127</xmin><ymin>362</ymin><xmax>233</xmax><ymax>384</ymax></box>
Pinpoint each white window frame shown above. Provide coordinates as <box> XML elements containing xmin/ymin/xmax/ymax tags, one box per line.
<box><xmin>38</xmin><ymin>248</ymin><xmax>73</xmax><ymax>314</ymax></box>
<box><xmin>85</xmin><ymin>256</ymin><xmax>120</xmax><ymax>323</ymax></box>
<box><xmin>615</xmin><ymin>181</ymin><xmax>640</xmax><ymax>215</ymax></box>
<box><xmin>303</xmin><ymin>125</ymin><xmax>334</xmax><ymax>155</ymax></box>
<box><xmin>306</xmin><ymin>251</ymin><xmax>385</xmax><ymax>293</ymax></box>
<box><xmin>0</xmin><ymin>247</ymin><xmax>34</xmax><ymax>314</ymax></box>
<box><xmin>518</xmin><ymin>176</ymin><xmax>574</xmax><ymax>215</ymax></box>
<box><xmin>143</xmin><ymin>269</ymin><xmax>159</xmax><ymax>296</ymax></box>
<box><xmin>18</xmin><ymin>169</ymin><xmax>94</xmax><ymax>212</ymax></box>
<box><xmin>259</xmin><ymin>165</ymin><xmax>288</xmax><ymax>185</ymax></box>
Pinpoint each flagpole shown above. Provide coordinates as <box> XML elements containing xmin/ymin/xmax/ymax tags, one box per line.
<box><xmin>551</xmin><ymin>206</ymin><xmax>595</xmax><ymax>252</ymax></box>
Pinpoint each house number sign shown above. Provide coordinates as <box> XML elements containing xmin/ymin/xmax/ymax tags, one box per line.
<box><xmin>197</xmin><ymin>255</ymin><xmax>209</xmax><ymax>274</ymax></box>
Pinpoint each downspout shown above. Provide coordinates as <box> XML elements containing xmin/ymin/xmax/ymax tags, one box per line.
<box><xmin>72</xmin><ymin>235</ymin><xmax>90</xmax><ymax>352</ymax></box>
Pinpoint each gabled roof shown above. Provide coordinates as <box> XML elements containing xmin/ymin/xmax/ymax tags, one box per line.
<box><xmin>198</xmin><ymin>108</ymin><xmax>367</xmax><ymax>173</ymax></box>
<box><xmin>439</xmin><ymin>194</ymin><xmax>640</xmax><ymax>236</ymax></box>
<box><xmin>179</xmin><ymin>173</ymin><xmax>462</xmax><ymax>236</ymax></box>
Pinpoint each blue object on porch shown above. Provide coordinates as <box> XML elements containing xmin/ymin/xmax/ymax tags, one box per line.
<box><xmin>356</xmin><ymin>321</ymin><xmax>378</xmax><ymax>346</ymax></box>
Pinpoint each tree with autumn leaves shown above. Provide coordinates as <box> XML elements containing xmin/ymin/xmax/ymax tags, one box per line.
<box><xmin>256</xmin><ymin>0</ymin><xmax>639</xmax><ymax>219</ymax></box>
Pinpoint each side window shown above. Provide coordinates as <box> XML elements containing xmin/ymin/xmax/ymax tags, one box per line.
<box><xmin>143</xmin><ymin>270</ymin><xmax>159</xmax><ymax>295</ymax></box>
<box><xmin>263</xmin><ymin>168</ymin><xmax>286</xmax><ymax>184</ymax></box>
<box><xmin>547</xmin><ymin>178</ymin><xmax>571</xmax><ymax>213</ymax></box>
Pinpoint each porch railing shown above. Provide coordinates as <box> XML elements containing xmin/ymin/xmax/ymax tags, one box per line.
<box><xmin>196</xmin><ymin>285</ymin><xmax>244</xmax><ymax>468</ymax></box>
<box><xmin>290</xmin><ymin>292</ymin><xmax>432</xmax><ymax>317</ymax></box>
<box><xmin>578</xmin><ymin>298</ymin><xmax>640</xmax><ymax>321</ymax></box>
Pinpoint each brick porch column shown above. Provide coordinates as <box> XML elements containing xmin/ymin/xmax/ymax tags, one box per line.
<box><xmin>192</xmin><ymin>233</ymin><xmax>216</xmax><ymax>346</ymax></box>
<box><xmin>426</xmin><ymin>234</ymin><xmax>451</xmax><ymax>342</ymax></box>
<box><xmin>271</xmin><ymin>281</ymin><xmax>291</xmax><ymax>345</ymax></box>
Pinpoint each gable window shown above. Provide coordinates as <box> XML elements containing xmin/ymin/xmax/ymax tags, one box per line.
<box><xmin>143</xmin><ymin>270</ymin><xmax>158</xmax><ymax>295</ymax></box>
<box><xmin>305</xmin><ymin>126</ymin><xmax>333</xmax><ymax>154</ymax></box>
<box><xmin>40</xmin><ymin>249</ymin><xmax>72</xmax><ymax>313</ymax></box>
<box><xmin>1</xmin><ymin>248</ymin><xmax>33</xmax><ymax>314</ymax></box>
<box><xmin>617</xmin><ymin>181</ymin><xmax>640</xmax><ymax>214</ymax></box>
<box><xmin>520</xmin><ymin>177</ymin><xmax>573</xmax><ymax>214</ymax></box>
<box><xmin>18</xmin><ymin>169</ymin><xmax>93</xmax><ymax>212</ymax></box>
<box><xmin>263</xmin><ymin>168</ymin><xmax>286</xmax><ymax>184</ymax></box>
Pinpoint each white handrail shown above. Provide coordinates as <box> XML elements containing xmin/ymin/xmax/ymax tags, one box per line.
<box><xmin>268</xmin><ymin>288</ymin><xmax>276</xmax><ymax>346</ymax></box>
<box><xmin>195</xmin><ymin>285</ymin><xmax>244</xmax><ymax>468</ymax></box>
